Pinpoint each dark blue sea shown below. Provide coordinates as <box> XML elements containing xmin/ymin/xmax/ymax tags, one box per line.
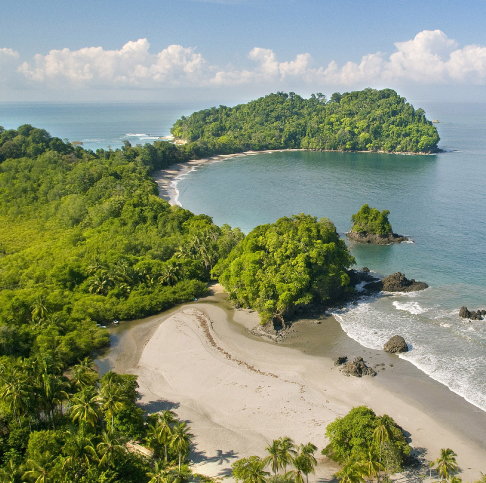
<box><xmin>2</xmin><ymin>99</ymin><xmax>486</xmax><ymax>412</ymax></box>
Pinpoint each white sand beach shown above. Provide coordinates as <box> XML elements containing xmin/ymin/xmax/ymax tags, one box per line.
<box><xmin>103</xmin><ymin>286</ymin><xmax>486</xmax><ymax>481</ymax></box>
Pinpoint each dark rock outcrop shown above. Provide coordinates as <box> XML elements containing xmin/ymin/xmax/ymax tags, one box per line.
<box><xmin>459</xmin><ymin>306</ymin><xmax>484</xmax><ymax>320</ymax></box>
<box><xmin>381</xmin><ymin>272</ymin><xmax>428</xmax><ymax>292</ymax></box>
<box><xmin>334</xmin><ymin>356</ymin><xmax>348</xmax><ymax>366</ymax></box>
<box><xmin>384</xmin><ymin>335</ymin><xmax>408</xmax><ymax>353</ymax></box>
<box><xmin>341</xmin><ymin>357</ymin><xmax>377</xmax><ymax>377</ymax></box>
<box><xmin>346</xmin><ymin>231</ymin><xmax>409</xmax><ymax>245</ymax></box>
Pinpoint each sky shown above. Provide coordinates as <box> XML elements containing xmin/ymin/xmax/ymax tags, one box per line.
<box><xmin>1</xmin><ymin>0</ymin><xmax>486</xmax><ymax>104</ymax></box>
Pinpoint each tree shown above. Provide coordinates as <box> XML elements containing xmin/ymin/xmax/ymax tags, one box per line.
<box><xmin>334</xmin><ymin>460</ymin><xmax>366</xmax><ymax>483</ymax></box>
<box><xmin>147</xmin><ymin>410</ymin><xmax>177</xmax><ymax>461</ymax></box>
<box><xmin>323</xmin><ymin>407</ymin><xmax>410</xmax><ymax>471</ymax></box>
<box><xmin>213</xmin><ymin>214</ymin><xmax>354</xmax><ymax>323</ymax></box>
<box><xmin>263</xmin><ymin>439</ymin><xmax>282</xmax><ymax>475</ymax></box>
<box><xmin>430</xmin><ymin>448</ymin><xmax>458</xmax><ymax>481</ymax></box>
<box><xmin>350</xmin><ymin>205</ymin><xmax>393</xmax><ymax>236</ymax></box>
<box><xmin>278</xmin><ymin>437</ymin><xmax>296</xmax><ymax>474</ymax></box>
<box><xmin>298</xmin><ymin>443</ymin><xmax>317</xmax><ymax>483</ymax></box>
<box><xmin>232</xmin><ymin>456</ymin><xmax>270</xmax><ymax>483</ymax></box>
<box><xmin>170</xmin><ymin>422</ymin><xmax>193</xmax><ymax>471</ymax></box>
<box><xmin>70</xmin><ymin>388</ymin><xmax>100</xmax><ymax>429</ymax></box>
<box><xmin>96</xmin><ymin>431</ymin><xmax>126</xmax><ymax>468</ymax></box>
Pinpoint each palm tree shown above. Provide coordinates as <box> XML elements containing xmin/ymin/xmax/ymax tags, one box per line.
<box><xmin>334</xmin><ymin>459</ymin><xmax>366</xmax><ymax>483</ymax></box>
<box><xmin>288</xmin><ymin>453</ymin><xmax>307</xmax><ymax>483</ymax></box>
<box><xmin>0</xmin><ymin>367</ymin><xmax>29</xmax><ymax>425</ymax></box>
<box><xmin>278</xmin><ymin>437</ymin><xmax>296</xmax><ymax>474</ymax></box>
<box><xmin>62</xmin><ymin>427</ymin><xmax>98</xmax><ymax>477</ymax></box>
<box><xmin>23</xmin><ymin>453</ymin><xmax>53</xmax><ymax>483</ymax></box>
<box><xmin>298</xmin><ymin>443</ymin><xmax>318</xmax><ymax>483</ymax></box>
<box><xmin>70</xmin><ymin>388</ymin><xmax>100</xmax><ymax>429</ymax></box>
<box><xmin>263</xmin><ymin>439</ymin><xmax>282</xmax><ymax>476</ymax></box>
<box><xmin>31</xmin><ymin>295</ymin><xmax>49</xmax><ymax>325</ymax></box>
<box><xmin>373</xmin><ymin>415</ymin><xmax>393</xmax><ymax>469</ymax></box>
<box><xmin>170</xmin><ymin>422</ymin><xmax>193</xmax><ymax>471</ymax></box>
<box><xmin>243</xmin><ymin>458</ymin><xmax>270</xmax><ymax>483</ymax></box>
<box><xmin>97</xmin><ymin>378</ymin><xmax>127</xmax><ymax>431</ymax></box>
<box><xmin>96</xmin><ymin>431</ymin><xmax>126</xmax><ymax>468</ymax></box>
<box><xmin>430</xmin><ymin>448</ymin><xmax>458</xmax><ymax>481</ymax></box>
<box><xmin>70</xmin><ymin>357</ymin><xmax>98</xmax><ymax>390</ymax></box>
<box><xmin>361</xmin><ymin>450</ymin><xmax>384</xmax><ymax>482</ymax></box>
<box><xmin>147</xmin><ymin>410</ymin><xmax>177</xmax><ymax>461</ymax></box>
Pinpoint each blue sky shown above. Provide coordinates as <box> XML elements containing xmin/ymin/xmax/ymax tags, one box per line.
<box><xmin>1</xmin><ymin>0</ymin><xmax>486</xmax><ymax>102</ymax></box>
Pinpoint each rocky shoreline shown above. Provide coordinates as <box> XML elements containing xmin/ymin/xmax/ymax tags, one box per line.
<box><xmin>346</xmin><ymin>231</ymin><xmax>410</xmax><ymax>244</ymax></box>
<box><xmin>251</xmin><ymin>269</ymin><xmax>428</xmax><ymax>346</ymax></box>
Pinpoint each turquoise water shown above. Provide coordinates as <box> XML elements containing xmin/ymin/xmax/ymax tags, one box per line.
<box><xmin>177</xmin><ymin>102</ymin><xmax>486</xmax><ymax>411</ymax></box>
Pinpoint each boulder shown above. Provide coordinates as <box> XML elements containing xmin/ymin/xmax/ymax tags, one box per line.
<box><xmin>381</xmin><ymin>272</ymin><xmax>428</xmax><ymax>292</ymax></box>
<box><xmin>341</xmin><ymin>357</ymin><xmax>376</xmax><ymax>377</ymax></box>
<box><xmin>384</xmin><ymin>335</ymin><xmax>408</xmax><ymax>353</ymax></box>
<box><xmin>334</xmin><ymin>356</ymin><xmax>348</xmax><ymax>366</ymax></box>
<box><xmin>459</xmin><ymin>306</ymin><xmax>484</xmax><ymax>320</ymax></box>
<box><xmin>459</xmin><ymin>306</ymin><xmax>471</xmax><ymax>318</ymax></box>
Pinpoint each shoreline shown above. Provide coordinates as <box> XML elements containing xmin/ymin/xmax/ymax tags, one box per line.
<box><xmin>152</xmin><ymin>148</ymin><xmax>438</xmax><ymax>206</ymax></box>
<box><xmin>98</xmin><ymin>286</ymin><xmax>486</xmax><ymax>481</ymax></box>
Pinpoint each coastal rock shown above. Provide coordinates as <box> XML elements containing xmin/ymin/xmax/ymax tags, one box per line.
<box><xmin>384</xmin><ymin>335</ymin><xmax>408</xmax><ymax>353</ymax></box>
<box><xmin>346</xmin><ymin>231</ymin><xmax>409</xmax><ymax>245</ymax></box>
<box><xmin>334</xmin><ymin>356</ymin><xmax>348</xmax><ymax>366</ymax></box>
<box><xmin>341</xmin><ymin>357</ymin><xmax>376</xmax><ymax>377</ymax></box>
<box><xmin>381</xmin><ymin>272</ymin><xmax>428</xmax><ymax>292</ymax></box>
<box><xmin>459</xmin><ymin>306</ymin><xmax>484</xmax><ymax>320</ymax></box>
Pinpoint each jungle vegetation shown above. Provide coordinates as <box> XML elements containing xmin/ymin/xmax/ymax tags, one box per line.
<box><xmin>170</xmin><ymin>88</ymin><xmax>440</xmax><ymax>154</ymax></box>
<box><xmin>350</xmin><ymin>204</ymin><xmax>393</xmax><ymax>236</ymax></box>
<box><xmin>212</xmin><ymin>214</ymin><xmax>355</xmax><ymax>323</ymax></box>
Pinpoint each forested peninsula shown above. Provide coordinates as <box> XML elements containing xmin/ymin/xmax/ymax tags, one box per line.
<box><xmin>171</xmin><ymin>88</ymin><xmax>440</xmax><ymax>154</ymax></box>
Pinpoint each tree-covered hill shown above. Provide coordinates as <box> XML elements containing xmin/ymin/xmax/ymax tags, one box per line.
<box><xmin>212</xmin><ymin>214</ymin><xmax>355</xmax><ymax>324</ymax></box>
<box><xmin>171</xmin><ymin>88</ymin><xmax>440</xmax><ymax>154</ymax></box>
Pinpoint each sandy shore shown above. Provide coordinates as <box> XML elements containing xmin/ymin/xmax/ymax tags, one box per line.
<box><xmin>152</xmin><ymin>150</ymin><xmax>303</xmax><ymax>206</ymax></box>
<box><xmin>100</xmin><ymin>287</ymin><xmax>486</xmax><ymax>481</ymax></box>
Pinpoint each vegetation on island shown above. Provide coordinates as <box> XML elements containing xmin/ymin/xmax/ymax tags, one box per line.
<box><xmin>350</xmin><ymin>204</ymin><xmax>393</xmax><ymax>236</ymax></box>
<box><xmin>171</xmin><ymin>88</ymin><xmax>440</xmax><ymax>154</ymax></box>
<box><xmin>212</xmin><ymin>214</ymin><xmax>355</xmax><ymax>324</ymax></box>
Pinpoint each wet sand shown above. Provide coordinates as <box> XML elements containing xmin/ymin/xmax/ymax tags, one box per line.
<box><xmin>98</xmin><ymin>286</ymin><xmax>486</xmax><ymax>481</ymax></box>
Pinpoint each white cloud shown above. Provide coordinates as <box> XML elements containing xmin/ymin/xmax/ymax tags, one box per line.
<box><xmin>9</xmin><ymin>30</ymin><xmax>486</xmax><ymax>91</ymax></box>
<box><xmin>0</xmin><ymin>48</ymin><xmax>20</xmax><ymax>85</ymax></box>
<box><xmin>18</xmin><ymin>39</ymin><xmax>205</xmax><ymax>88</ymax></box>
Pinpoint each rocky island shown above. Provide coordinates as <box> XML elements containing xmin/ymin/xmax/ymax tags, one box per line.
<box><xmin>346</xmin><ymin>204</ymin><xmax>409</xmax><ymax>244</ymax></box>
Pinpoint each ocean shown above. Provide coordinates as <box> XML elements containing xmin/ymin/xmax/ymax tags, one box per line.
<box><xmin>2</xmin><ymin>99</ymin><xmax>486</xmax><ymax>412</ymax></box>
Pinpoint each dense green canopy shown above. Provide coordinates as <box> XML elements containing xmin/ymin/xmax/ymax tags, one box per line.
<box><xmin>212</xmin><ymin>214</ymin><xmax>355</xmax><ymax>323</ymax></box>
<box><xmin>323</xmin><ymin>406</ymin><xmax>411</xmax><ymax>470</ymax></box>
<box><xmin>171</xmin><ymin>88</ymin><xmax>440</xmax><ymax>154</ymax></box>
<box><xmin>350</xmin><ymin>204</ymin><xmax>393</xmax><ymax>235</ymax></box>
<box><xmin>0</xmin><ymin>128</ymin><xmax>243</xmax><ymax>363</ymax></box>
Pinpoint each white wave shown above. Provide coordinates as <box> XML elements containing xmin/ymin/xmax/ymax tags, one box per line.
<box><xmin>170</xmin><ymin>166</ymin><xmax>196</xmax><ymax>206</ymax></box>
<box><xmin>393</xmin><ymin>301</ymin><xmax>427</xmax><ymax>315</ymax></box>
<box><xmin>125</xmin><ymin>133</ymin><xmax>147</xmax><ymax>137</ymax></box>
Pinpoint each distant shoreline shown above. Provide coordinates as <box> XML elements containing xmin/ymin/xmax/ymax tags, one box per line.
<box><xmin>153</xmin><ymin>147</ymin><xmax>438</xmax><ymax>206</ymax></box>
